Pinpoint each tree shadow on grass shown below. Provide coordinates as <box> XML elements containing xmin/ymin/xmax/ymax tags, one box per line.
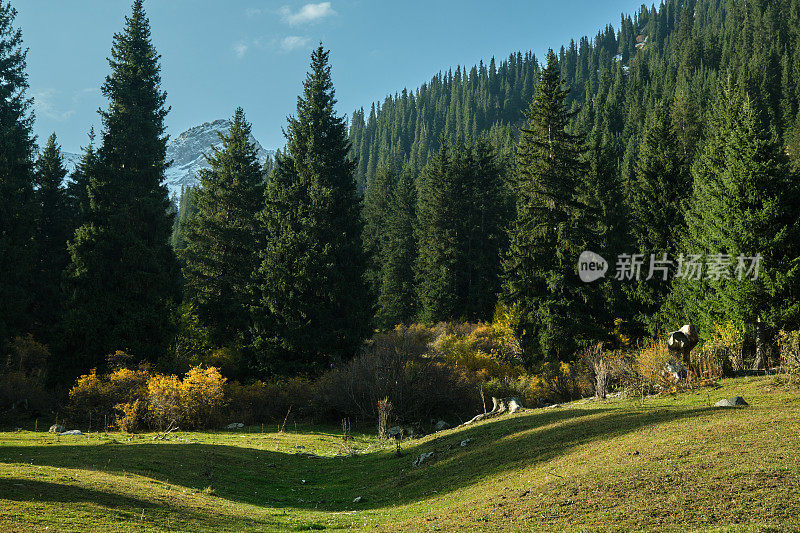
<box><xmin>0</xmin><ymin>405</ymin><xmax>715</xmax><ymax>514</ymax></box>
<box><xmin>0</xmin><ymin>477</ymin><xmax>285</xmax><ymax>531</ymax></box>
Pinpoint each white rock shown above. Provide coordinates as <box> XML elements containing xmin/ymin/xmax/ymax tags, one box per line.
<box><xmin>352</xmin><ymin>496</ymin><xmax>362</xmax><ymax>503</ymax></box>
<box><xmin>48</xmin><ymin>424</ymin><xmax>64</xmax><ymax>434</ymax></box>
<box><xmin>663</xmin><ymin>360</ymin><xmax>688</xmax><ymax>381</ymax></box>
<box><xmin>715</xmin><ymin>396</ymin><xmax>749</xmax><ymax>408</ymax></box>
<box><xmin>412</xmin><ymin>451</ymin><xmax>435</xmax><ymax>467</ymax></box>
<box><xmin>226</xmin><ymin>422</ymin><xmax>245</xmax><ymax>429</ymax></box>
<box><xmin>460</xmin><ymin>438</ymin><xmax>472</xmax><ymax>447</ymax></box>
<box><xmin>59</xmin><ymin>430</ymin><xmax>83</xmax><ymax>436</ymax></box>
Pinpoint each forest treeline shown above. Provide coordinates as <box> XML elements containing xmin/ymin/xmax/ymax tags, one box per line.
<box><xmin>2</xmin><ymin>0</ymin><xmax>800</xmax><ymax>414</ymax></box>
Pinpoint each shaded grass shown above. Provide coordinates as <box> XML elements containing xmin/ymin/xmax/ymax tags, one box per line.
<box><xmin>1</xmin><ymin>375</ymin><xmax>799</xmax><ymax>531</ymax></box>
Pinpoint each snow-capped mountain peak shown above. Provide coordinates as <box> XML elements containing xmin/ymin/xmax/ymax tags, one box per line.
<box><xmin>60</xmin><ymin>119</ymin><xmax>275</xmax><ymax>199</ymax></box>
<box><xmin>164</xmin><ymin>119</ymin><xmax>274</xmax><ymax>198</ymax></box>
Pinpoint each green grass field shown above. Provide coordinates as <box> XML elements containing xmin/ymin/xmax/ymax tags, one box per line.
<box><xmin>1</xmin><ymin>375</ymin><xmax>799</xmax><ymax>532</ymax></box>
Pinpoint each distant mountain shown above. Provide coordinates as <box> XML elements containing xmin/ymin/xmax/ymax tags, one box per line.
<box><xmin>61</xmin><ymin>119</ymin><xmax>275</xmax><ymax>199</ymax></box>
<box><xmin>164</xmin><ymin>119</ymin><xmax>274</xmax><ymax>198</ymax></box>
<box><xmin>62</xmin><ymin>151</ymin><xmax>83</xmax><ymax>171</ymax></box>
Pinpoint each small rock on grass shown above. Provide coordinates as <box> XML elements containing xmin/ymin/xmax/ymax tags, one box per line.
<box><xmin>353</xmin><ymin>496</ymin><xmax>362</xmax><ymax>503</ymax></box>
<box><xmin>412</xmin><ymin>451</ymin><xmax>435</xmax><ymax>467</ymax></box>
<box><xmin>59</xmin><ymin>430</ymin><xmax>83</xmax><ymax>436</ymax></box>
<box><xmin>715</xmin><ymin>396</ymin><xmax>748</xmax><ymax>408</ymax></box>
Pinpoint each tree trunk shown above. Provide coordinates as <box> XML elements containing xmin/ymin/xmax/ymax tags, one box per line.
<box><xmin>752</xmin><ymin>316</ymin><xmax>765</xmax><ymax>371</ymax></box>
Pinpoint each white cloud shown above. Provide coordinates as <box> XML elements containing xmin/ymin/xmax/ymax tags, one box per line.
<box><xmin>281</xmin><ymin>35</ymin><xmax>310</xmax><ymax>51</ymax></box>
<box><xmin>233</xmin><ymin>40</ymin><xmax>249</xmax><ymax>59</ymax></box>
<box><xmin>245</xmin><ymin>7</ymin><xmax>263</xmax><ymax>18</ymax></box>
<box><xmin>73</xmin><ymin>87</ymin><xmax>100</xmax><ymax>102</ymax></box>
<box><xmin>32</xmin><ymin>89</ymin><xmax>75</xmax><ymax>122</ymax></box>
<box><xmin>280</xmin><ymin>2</ymin><xmax>335</xmax><ymax>25</ymax></box>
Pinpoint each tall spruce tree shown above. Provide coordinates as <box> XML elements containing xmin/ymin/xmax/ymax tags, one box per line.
<box><xmin>677</xmin><ymin>83</ymin><xmax>800</xmax><ymax>366</ymax></box>
<box><xmin>628</xmin><ymin>101</ymin><xmax>689</xmax><ymax>334</ymax></box>
<box><xmin>415</xmin><ymin>143</ymin><xmax>460</xmax><ymax>322</ymax></box>
<box><xmin>376</xmin><ymin>169</ymin><xmax>417</xmax><ymax>328</ymax></box>
<box><xmin>182</xmin><ymin>108</ymin><xmax>264</xmax><ymax>349</ymax></box>
<box><xmin>66</xmin><ymin>129</ymin><xmax>98</xmax><ymax>231</ymax></box>
<box><xmin>502</xmin><ymin>49</ymin><xmax>601</xmax><ymax>363</ymax></box>
<box><xmin>415</xmin><ymin>139</ymin><xmax>506</xmax><ymax>323</ymax></box>
<box><xmin>362</xmin><ymin>165</ymin><xmax>395</xmax><ymax>303</ymax></box>
<box><xmin>253</xmin><ymin>45</ymin><xmax>369</xmax><ymax>374</ymax></box>
<box><xmin>0</xmin><ymin>1</ymin><xmax>36</xmax><ymax>345</ymax></box>
<box><xmin>31</xmin><ymin>134</ymin><xmax>71</xmax><ymax>340</ymax></box>
<box><xmin>464</xmin><ymin>137</ymin><xmax>508</xmax><ymax>318</ymax></box>
<box><xmin>64</xmin><ymin>0</ymin><xmax>179</xmax><ymax>373</ymax></box>
<box><xmin>170</xmin><ymin>185</ymin><xmax>199</xmax><ymax>253</ymax></box>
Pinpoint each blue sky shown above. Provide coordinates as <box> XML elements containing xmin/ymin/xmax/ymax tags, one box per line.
<box><xmin>17</xmin><ymin>0</ymin><xmax>645</xmax><ymax>154</ymax></box>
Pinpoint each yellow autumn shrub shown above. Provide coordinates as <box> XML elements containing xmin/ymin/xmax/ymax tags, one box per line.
<box><xmin>180</xmin><ymin>366</ymin><xmax>226</xmax><ymax>428</ymax></box>
<box><xmin>147</xmin><ymin>374</ymin><xmax>182</xmax><ymax>429</ymax></box>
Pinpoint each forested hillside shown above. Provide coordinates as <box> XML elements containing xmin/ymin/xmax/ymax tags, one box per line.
<box><xmin>349</xmin><ymin>0</ymin><xmax>800</xmax><ymax>190</ymax></box>
<box><xmin>351</xmin><ymin>0</ymin><xmax>800</xmax><ymax>356</ymax></box>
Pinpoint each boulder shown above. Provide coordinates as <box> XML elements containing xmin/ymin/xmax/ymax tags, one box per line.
<box><xmin>404</xmin><ymin>426</ymin><xmax>424</xmax><ymax>438</ymax></box>
<box><xmin>434</xmin><ymin>420</ymin><xmax>449</xmax><ymax>431</ymax></box>
<box><xmin>667</xmin><ymin>324</ymin><xmax>700</xmax><ymax>364</ymax></box>
<box><xmin>460</xmin><ymin>438</ymin><xmax>472</xmax><ymax>447</ymax></box>
<box><xmin>664</xmin><ymin>361</ymin><xmax>688</xmax><ymax>381</ymax></box>
<box><xmin>412</xmin><ymin>451</ymin><xmax>435</xmax><ymax>467</ymax></box>
<box><xmin>48</xmin><ymin>424</ymin><xmax>64</xmax><ymax>434</ymax></box>
<box><xmin>388</xmin><ymin>426</ymin><xmax>404</xmax><ymax>438</ymax></box>
<box><xmin>60</xmin><ymin>430</ymin><xmax>83</xmax><ymax>436</ymax></box>
<box><xmin>715</xmin><ymin>396</ymin><xmax>748</xmax><ymax>408</ymax></box>
<box><xmin>226</xmin><ymin>422</ymin><xmax>244</xmax><ymax>429</ymax></box>
<box><xmin>507</xmin><ymin>398</ymin><xmax>524</xmax><ymax>413</ymax></box>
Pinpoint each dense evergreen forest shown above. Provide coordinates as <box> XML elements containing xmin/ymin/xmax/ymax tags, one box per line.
<box><xmin>3</xmin><ymin>0</ymin><xmax>800</xmax><ymax>410</ymax></box>
<box><xmin>345</xmin><ymin>0</ymin><xmax>800</xmax><ymax>360</ymax></box>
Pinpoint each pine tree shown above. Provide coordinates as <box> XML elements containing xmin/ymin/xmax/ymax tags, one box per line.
<box><xmin>376</xmin><ymin>170</ymin><xmax>417</xmax><ymax>328</ymax></box>
<box><xmin>66</xmin><ymin>128</ymin><xmax>98</xmax><ymax>230</ymax></box>
<box><xmin>628</xmin><ymin>101</ymin><xmax>688</xmax><ymax>334</ymax></box>
<box><xmin>415</xmin><ymin>143</ymin><xmax>460</xmax><ymax>323</ymax></box>
<box><xmin>170</xmin><ymin>185</ymin><xmax>199</xmax><ymax>253</ymax></box>
<box><xmin>678</xmin><ymin>83</ymin><xmax>800</xmax><ymax>366</ymax></box>
<box><xmin>253</xmin><ymin>45</ymin><xmax>370</xmax><ymax>374</ymax></box>
<box><xmin>463</xmin><ymin>137</ymin><xmax>507</xmax><ymax>319</ymax></box>
<box><xmin>362</xmin><ymin>165</ymin><xmax>395</xmax><ymax>303</ymax></box>
<box><xmin>182</xmin><ymin>108</ymin><xmax>264</xmax><ymax>349</ymax></box>
<box><xmin>415</xmin><ymin>139</ymin><xmax>506</xmax><ymax>323</ymax></box>
<box><xmin>31</xmin><ymin>134</ymin><xmax>71</xmax><ymax>340</ymax></box>
<box><xmin>502</xmin><ymin>49</ymin><xmax>601</xmax><ymax>363</ymax></box>
<box><xmin>64</xmin><ymin>0</ymin><xmax>180</xmax><ymax>373</ymax></box>
<box><xmin>0</xmin><ymin>1</ymin><xmax>36</xmax><ymax>345</ymax></box>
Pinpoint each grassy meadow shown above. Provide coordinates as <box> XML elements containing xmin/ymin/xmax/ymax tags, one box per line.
<box><xmin>1</xmin><ymin>375</ymin><xmax>799</xmax><ymax>532</ymax></box>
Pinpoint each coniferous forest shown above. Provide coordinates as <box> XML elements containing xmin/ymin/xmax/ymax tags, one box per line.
<box><xmin>4</xmin><ymin>0</ymin><xmax>800</xmax><ymax>431</ymax></box>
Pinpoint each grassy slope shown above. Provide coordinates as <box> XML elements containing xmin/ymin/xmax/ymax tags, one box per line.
<box><xmin>1</xmin><ymin>375</ymin><xmax>799</xmax><ymax>532</ymax></box>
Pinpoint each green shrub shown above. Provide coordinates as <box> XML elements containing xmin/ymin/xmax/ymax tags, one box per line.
<box><xmin>315</xmin><ymin>334</ymin><xmax>479</xmax><ymax>423</ymax></box>
<box><xmin>0</xmin><ymin>335</ymin><xmax>52</xmax><ymax>424</ymax></box>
